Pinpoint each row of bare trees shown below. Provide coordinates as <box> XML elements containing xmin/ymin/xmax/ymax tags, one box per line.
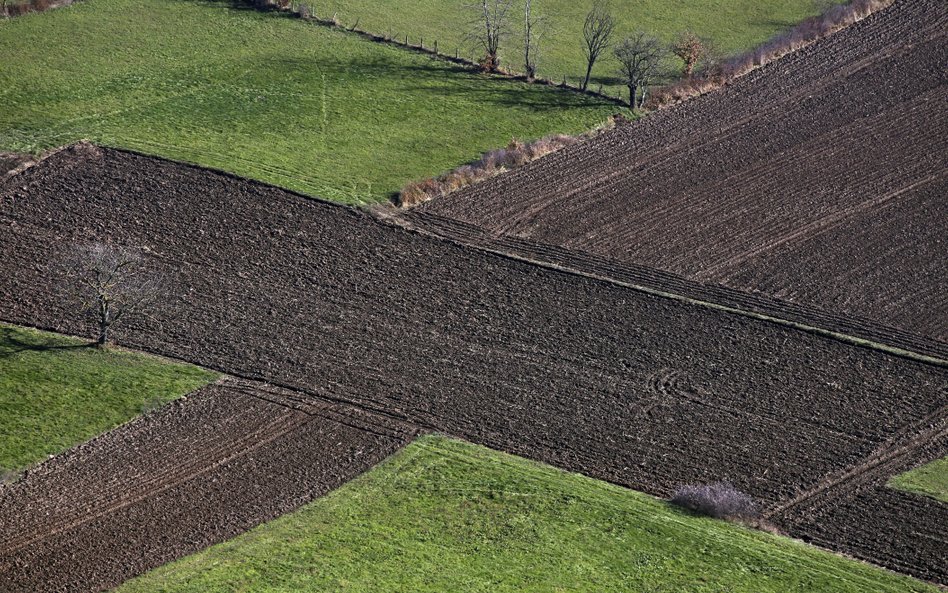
<box><xmin>468</xmin><ymin>0</ymin><xmax>716</xmax><ymax>108</ymax></box>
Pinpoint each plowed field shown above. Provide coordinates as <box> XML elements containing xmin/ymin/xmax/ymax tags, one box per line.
<box><xmin>420</xmin><ymin>0</ymin><xmax>948</xmax><ymax>345</ymax></box>
<box><xmin>1</xmin><ymin>144</ymin><xmax>945</xmax><ymax>583</ymax></box>
<box><xmin>0</xmin><ymin>377</ymin><xmax>415</xmax><ymax>593</ymax></box>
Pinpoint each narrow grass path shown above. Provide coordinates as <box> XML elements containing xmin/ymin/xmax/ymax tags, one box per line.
<box><xmin>115</xmin><ymin>435</ymin><xmax>937</xmax><ymax>593</ymax></box>
<box><xmin>0</xmin><ymin>324</ymin><xmax>217</xmax><ymax>472</ymax></box>
<box><xmin>0</xmin><ymin>0</ymin><xmax>618</xmax><ymax>204</ymax></box>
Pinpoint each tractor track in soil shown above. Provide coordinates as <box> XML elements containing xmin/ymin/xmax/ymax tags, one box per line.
<box><xmin>1</xmin><ymin>143</ymin><xmax>946</xmax><ymax>584</ymax></box>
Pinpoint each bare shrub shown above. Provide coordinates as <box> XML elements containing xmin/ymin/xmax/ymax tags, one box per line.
<box><xmin>647</xmin><ymin>0</ymin><xmax>894</xmax><ymax>108</ymax></box>
<box><xmin>296</xmin><ymin>2</ymin><xmax>311</xmax><ymax>18</ymax></box>
<box><xmin>670</xmin><ymin>482</ymin><xmax>759</xmax><ymax>521</ymax></box>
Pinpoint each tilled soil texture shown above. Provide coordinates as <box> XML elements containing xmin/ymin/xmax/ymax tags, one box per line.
<box><xmin>1</xmin><ymin>145</ymin><xmax>946</xmax><ymax>581</ymax></box>
<box><xmin>0</xmin><ymin>377</ymin><xmax>415</xmax><ymax>593</ymax></box>
<box><xmin>420</xmin><ymin>0</ymin><xmax>948</xmax><ymax>345</ymax></box>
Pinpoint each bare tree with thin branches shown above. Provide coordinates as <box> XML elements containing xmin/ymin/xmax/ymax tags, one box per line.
<box><xmin>523</xmin><ymin>0</ymin><xmax>550</xmax><ymax>80</ymax></box>
<box><xmin>614</xmin><ymin>31</ymin><xmax>666</xmax><ymax>108</ymax></box>
<box><xmin>65</xmin><ymin>243</ymin><xmax>161</xmax><ymax>347</ymax></box>
<box><xmin>580</xmin><ymin>1</ymin><xmax>615</xmax><ymax>91</ymax></box>
<box><xmin>466</xmin><ymin>0</ymin><xmax>515</xmax><ymax>72</ymax></box>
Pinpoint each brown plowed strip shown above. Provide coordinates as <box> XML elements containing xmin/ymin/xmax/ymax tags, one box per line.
<box><xmin>0</xmin><ymin>378</ymin><xmax>417</xmax><ymax>593</ymax></box>
<box><xmin>421</xmin><ymin>0</ymin><xmax>948</xmax><ymax>344</ymax></box>
<box><xmin>1</xmin><ymin>143</ymin><xmax>946</xmax><ymax>582</ymax></box>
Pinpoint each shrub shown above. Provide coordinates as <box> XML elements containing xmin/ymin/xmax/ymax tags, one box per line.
<box><xmin>669</xmin><ymin>482</ymin><xmax>759</xmax><ymax>521</ymax></box>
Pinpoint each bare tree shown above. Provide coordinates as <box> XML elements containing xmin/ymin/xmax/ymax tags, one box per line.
<box><xmin>614</xmin><ymin>32</ymin><xmax>665</xmax><ymax>108</ymax></box>
<box><xmin>65</xmin><ymin>243</ymin><xmax>160</xmax><ymax>347</ymax></box>
<box><xmin>580</xmin><ymin>1</ymin><xmax>615</xmax><ymax>91</ymax></box>
<box><xmin>523</xmin><ymin>0</ymin><xmax>547</xmax><ymax>80</ymax></box>
<box><xmin>467</xmin><ymin>0</ymin><xmax>515</xmax><ymax>72</ymax></box>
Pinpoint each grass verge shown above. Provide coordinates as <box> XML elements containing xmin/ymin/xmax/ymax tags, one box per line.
<box><xmin>0</xmin><ymin>0</ymin><xmax>618</xmax><ymax>204</ymax></box>
<box><xmin>0</xmin><ymin>323</ymin><xmax>217</xmax><ymax>472</ymax></box>
<box><xmin>888</xmin><ymin>456</ymin><xmax>948</xmax><ymax>504</ymax></box>
<box><xmin>115</xmin><ymin>435</ymin><xmax>936</xmax><ymax>593</ymax></box>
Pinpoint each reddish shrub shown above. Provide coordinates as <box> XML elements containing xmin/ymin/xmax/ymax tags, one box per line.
<box><xmin>670</xmin><ymin>482</ymin><xmax>759</xmax><ymax>521</ymax></box>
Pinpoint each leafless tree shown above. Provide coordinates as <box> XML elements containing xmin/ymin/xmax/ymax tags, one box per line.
<box><xmin>65</xmin><ymin>243</ymin><xmax>161</xmax><ymax>347</ymax></box>
<box><xmin>466</xmin><ymin>0</ymin><xmax>515</xmax><ymax>72</ymax></box>
<box><xmin>523</xmin><ymin>0</ymin><xmax>548</xmax><ymax>80</ymax></box>
<box><xmin>580</xmin><ymin>1</ymin><xmax>615</xmax><ymax>91</ymax></box>
<box><xmin>614</xmin><ymin>32</ymin><xmax>666</xmax><ymax>108</ymax></box>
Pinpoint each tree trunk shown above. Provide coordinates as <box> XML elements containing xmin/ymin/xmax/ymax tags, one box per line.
<box><xmin>97</xmin><ymin>301</ymin><xmax>111</xmax><ymax>347</ymax></box>
<box><xmin>582</xmin><ymin>60</ymin><xmax>594</xmax><ymax>91</ymax></box>
<box><xmin>628</xmin><ymin>83</ymin><xmax>637</xmax><ymax>108</ymax></box>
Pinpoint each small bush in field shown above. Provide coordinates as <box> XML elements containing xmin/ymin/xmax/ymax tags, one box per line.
<box><xmin>670</xmin><ymin>482</ymin><xmax>759</xmax><ymax>521</ymax></box>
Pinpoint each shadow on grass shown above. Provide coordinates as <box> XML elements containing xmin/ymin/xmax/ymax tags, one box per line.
<box><xmin>0</xmin><ymin>326</ymin><xmax>92</xmax><ymax>359</ymax></box>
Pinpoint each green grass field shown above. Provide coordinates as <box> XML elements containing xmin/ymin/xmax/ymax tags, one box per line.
<box><xmin>115</xmin><ymin>435</ymin><xmax>935</xmax><ymax>593</ymax></box>
<box><xmin>319</xmin><ymin>0</ymin><xmax>836</xmax><ymax>94</ymax></box>
<box><xmin>0</xmin><ymin>0</ymin><xmax>618</xmax><ymax>204</ymax></box>
<box><xmin>888</xmin><ymin>456</ymin><xmax>948</xmax><ymax>504</ymax></box>
<box><xmin>0</xmin><ymin>324</ymin><xmax>217</xmax><ymax>472</ymax></box>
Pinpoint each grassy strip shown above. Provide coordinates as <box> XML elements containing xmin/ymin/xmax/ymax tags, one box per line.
<box><xmin>115</xmin><ymin>435</ymin><xmax>936</xmax><ymax>593</ymax></box>
<box><xmin>0</xmin><ymin>0</ymin><xmax>618</xmax><ymax>204</ymax></box>
<box><xmin>0</xmin><ymin>324</ymin><xmax>217</xmax><ymax>472</ymax></box>
<box><xmin>317</xmin><ymin>0</ymin><xmax>837</xmax><ymax>95</ymax></box>
<box><xmin>888</xmin><ymin>456</ymin><xmax>948</xmax><ymax>504</ymax></box>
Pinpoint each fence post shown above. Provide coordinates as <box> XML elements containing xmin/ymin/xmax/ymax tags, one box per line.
<box><xmin>405</xmin><ymin>34</ymin><xmax>409</xmax><ymax>45</ymax></box>
<box><xmin>434</xmin><ymin>40</ymin><xmax>438</xmax><ymax>54</ymax></box>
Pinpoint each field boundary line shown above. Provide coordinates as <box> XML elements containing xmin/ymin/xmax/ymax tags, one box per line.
<box><xmin>388</xmin><ymin>210</ymin><xmax>948</xmax><ymax>368</ymax></box>
<box><xmin>767</xmin><ymin>402</ymin><xmax>948</xmax><ymax>520</ymax></box>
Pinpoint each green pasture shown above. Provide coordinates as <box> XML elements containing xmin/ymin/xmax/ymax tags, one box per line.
<box><xmin>0</xmin><ymin>0</ymin><xmax>618</xmax><ymax>203</ymax></box>
<box><xmin>889</xmin><ymin>456</ymin><xmax>948</xmax><ymax>504</ymax></box>
<box><xmin>318</xmin><ymin>0</ymin><xmax>838</xmax><ymax>95</ymax></box>
<box><xmin>0</xmin><ymin>324</ymin><xmax>216</xmax><ymax>473</ymax></box>
<box><xmin>115</xmin><ymin>435</ymin><xmax>936</xmax><ymax>593</ymax></box>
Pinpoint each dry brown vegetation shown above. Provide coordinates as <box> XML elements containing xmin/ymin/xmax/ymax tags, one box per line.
<box><xmin>397</xmin><ymin>116</ymin><xmax>626</xmax><ymax>207</ymax></box>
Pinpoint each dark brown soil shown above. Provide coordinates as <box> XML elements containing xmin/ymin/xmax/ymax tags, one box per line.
<box><xmin>0</xmin><ymin>377</ymin><xmax>416</xmax><ymax>593</ymax></box>
<box><xmin>420</xmin><ymin>0</ymin><xmax>948</xmax><ymax>345</ymax></box>
<box><xmin>1</xmin><ymin>144</ymin><xmax>945</xmax><ymax>583</ymax></box>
